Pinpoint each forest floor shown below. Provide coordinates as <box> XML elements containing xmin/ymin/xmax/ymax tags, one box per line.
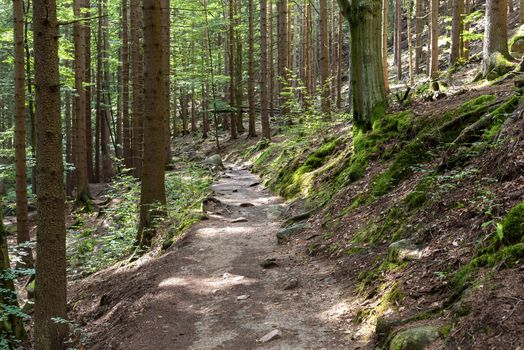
<box><xmin>70</xmin><ymin>162</ymin><xmax>365</xmax><ymax>349</ymax></box>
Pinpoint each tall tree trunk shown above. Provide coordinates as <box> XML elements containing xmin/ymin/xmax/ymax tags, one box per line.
<box><xmin>161</xmin><ymin>0</ymin><xmax>171</xmax><ymax>163</ymax></box>
<box><xmin>414</xmin><ymin>0</ymin><xmax>424</xmax><ymax>74</ymax></box>
<box><xmin>85</xmin><ymin>0</ymin><xmax>94</xmax><ymax>183</ymax></box>
<box><xmin>229</xmin><ymin>0</ymin><xmax>237</xmax><ymax>139</ymax></box>
<box><xmin>122</xmin><ymin>0</ymin><xmax>132</xmax><ymax>168</ymax></box>
<box><xmin>463</xmin><ymin>0</ymin><xmax>470</xmax><ymax>59</ymax></box>
<box><xmin>269</xmin><ymin>0</ymin><xmax>275</xmax><ymax>120</ymax></box>
<box><xmin>235</xmin><ymin>0</ymin><xmax>244</xmax><ymax>133</ymax></box>
<box><xmin>101</xmin><ymin>0</ymin><xmax>112</xmax><ymax>181</ymax></box>
<box><xmin>450</xmin><ymin>0</ymin><xmax>464</xmax><ymax>64</ymax></box>
<box><xmin>429</xmin><ymin>0</ymin><xmax>439</xmax><ymax>80</ymax></box>
<box><xmin>338</xmin><ymin>0</ymin><xmax>387</xmax><ymax>130</ymax></box>
<box><xmin>320</xmin><ymin>0</ymin><xmax>331</xmax><ymax>116</ymax></box>
<box><xmin>14</xmin><ymin>0</ymin><xmax>33</xmax><ymax>267</ymax></box>
<box><xmin>260</xmin><ymin>0</ymin><xmax>271</xmax><ymax>139</ymax></box>
<box><xmin>337</xmin><ymin>12</ymin><xmax>344</xmax><ymax>109</ymax></box>
<box><xmin>33</xmin><ymin>0</ymin><xmax>68</xmax><ymax>345</ymax></box>
<box><xmin>131</xmin><ymin>0</ymin><xmax>144</xmax><ymax>177</ymax></box>
<box><xmin>191</xmin><ymin>88</ymin><xmax>197</xmax><ymax>133</ymax></box>
<box><xmin>74</xmin><ymin>0</ymin><xmax>91</xmax><ymax>204</ymax></box>
<box><xmin>482</xmin><ymin>0</ymin><xmax>512</xmax><ymax>78</ymax></box>
<box><xmin>277</xmin><ymin>0</ymin><xmax>290</xmax><ymax>117</ymax></box>
<box><xmin>138</xmin><ymin>0</ymin><xmax>166</xmax><ymax>247</ymax></box>
<box><xmin>247</xmin><ymin>0</ymin><xmax>257</xmax><ymax>137</ymax></box>
<box><xmin>382</xmin><ymin>0</ymin><xmax>389</xmax><ymax>91</ymax></box>
<box><xmin>407</xmin><ymin>0</ymin><xmax>414</xmax><ymax>84</ymax></box>
<box><xmin>395</xmin><ymin>0</ymin><xmax>402</xmax><ymax>80</ymax></box>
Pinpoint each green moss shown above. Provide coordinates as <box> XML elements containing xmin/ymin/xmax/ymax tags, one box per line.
<box><xmin>405</xmin><ymin>175</ymin><xmax>435</xmax><ymax>210</ymax></box>
<box><xmin>500</xmin><ymin>202</ymin><xmax>524</xmax><ymax>244</ymax></box>
<box><xmin>484</xmin><ymin>95</ymin><xmax>521</xmax><ymax>140</ymax></box>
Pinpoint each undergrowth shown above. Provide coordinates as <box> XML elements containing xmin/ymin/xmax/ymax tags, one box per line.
<box><xmin>67</xmin><ymin>163</ymin><xmax>212</xmax><ymax>276</ymax></box>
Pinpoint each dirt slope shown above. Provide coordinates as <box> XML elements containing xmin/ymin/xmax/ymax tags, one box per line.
<box><xmin>70</xmin><ymin>164</ymin><xmax>360</xmax><ymax>349</ymax></box>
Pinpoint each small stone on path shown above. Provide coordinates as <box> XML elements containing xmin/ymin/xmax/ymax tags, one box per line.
<box><xmin>249</xmin><ymin>182</ymin><xmax>260</xmax><ymax>187</ymax></box>
<box><xmin>258</xmin><ymin>329</ymin><xmax>282</xmax><ymax>343</ymax></box>
<box><xmin>283</xmin><ymin>278</ymin><xmax>300</xmax><ymax>290</ymax></box>
<box><xmin>236</xmin><ymin>294</ymin><xmax>250</xmax><ymax>301</ymax></box>
<box><xmin>231</xmin><ymin>217</ymin><xmax>248</xmax><ymax>223</ymax></box>
<box><xmin>260</xmin><ymin>258</ymin><xmax>279</xmax><ymax>269</ymax></box>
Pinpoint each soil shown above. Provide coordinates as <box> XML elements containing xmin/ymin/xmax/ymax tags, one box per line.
<box><xmin>70</xmin><ymin>164</ymin><xmax>361</xmax><ymax>349</ymax></box>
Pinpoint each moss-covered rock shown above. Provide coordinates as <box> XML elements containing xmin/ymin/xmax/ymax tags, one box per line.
<box><xmin>509</xmin><ymin>25</ymin><xmax>524</xmax><ymax>57</ymax></box>
<box><xmin>500</xmin><ymin>202</ymin><xmax>524</xmax><ymax>244</ymax></box>
<box><xmin>389</xmin><ymin>326</ymin><xmax>440</xmax><ymax>350</ymax></box>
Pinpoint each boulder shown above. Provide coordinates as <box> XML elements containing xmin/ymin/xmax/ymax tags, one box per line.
<box><xmin>388</xmin><ymin>239</ymin><xmax>423</xmax><ymax>262</ymax></box>
<box><xmin>202</xmin><ymin>154</ymin><xmax>225</xmax><ymax>170</ymax></box>
<box><xmin>389</xmin><ymin>326</ymin><xmax>440</xmax><ymax>350</ymax></box>
<box><xmin>276</xmin><ymin>223</ymin><xmax>307</xmax><ymax>243</ymax></box>
<box><xmin>510</xmin><ymin>25</ymin><xmax>524</xmax><ymax>56</ymax></box>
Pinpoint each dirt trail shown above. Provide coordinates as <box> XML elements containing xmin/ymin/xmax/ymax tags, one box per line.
<box><xmin>83</xmin><ymin>164</ymin><xmax>356</xmax><ymax>349</ymax></box>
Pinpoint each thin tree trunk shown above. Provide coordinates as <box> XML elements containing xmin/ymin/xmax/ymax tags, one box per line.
<box><xmin>122</xmin><ymin>0</ymin><xmax>132</xmax><ymax>168</ymax></box>
<box><xmin>260</xmin><ymin>0</ymin><xmax>271</xmax><ymax>139</ymax></box>
<box><xmin>382</xmin><ymin>0</ymin><xmax>389</xmax><ymax>91</ymax></box>
<box><xmin>247</xmin><ymin>0</ymin><xmax>256</xmax><ymax>137</ymax></box>
<box><xmin>395</xmin><ymin>0</ymin><xmax>402</xmax><ymax>80</ymax></box>
<box><xmin>407</xmin><ymin>0</ymin><xmax>414</xmax><ymax>84</ymax></box>
<box><xmin>320</xmin><ymin>0</ymin><xmax>331</xmax><ymax>116</ymax></box>
<box><xmin>85</xmin><ymin>0</ymin><xmax>94</xmax><ymax>183</ymax></box>
<box><xmin>229</xmin><ymin>0</ymin><xmax>237</xmax><ymax>139</ymax></box>
<box><xmin>74</xmin><ymin>0</ymin><xmax>91</xmax><ymax>204</ymax></box>
<box><xmin>415</xmin><ymin>0</ymin><xmax>424</xmax><ymax>74</ymax></box>
<box><xmin>337</xmin><ymin>12</ymin><xmax>344</xmax><ymax>109</ymax></box>
<box><xmin>277</xmin><ymin>0</ymin><xmax>290</xmax><ymax>118</ymax></box>
<box><xmin>161</xmin><ymin>0</ymin><xmax>171</xmax><ymax>163</ymax></box>
<box><xmin>269</xmin><ymin>0</ymin><xmax>275</xmax><ymax>120</ymax></box>
<box><xmin>66</xmin><ymin>91</ymin><xmax>74</xmax><ymax>197</ymax></box>
<box><xmin>131</xmin><ymin>0</ymin><xmax>144</xmax><ymax>177</ymax></box>
<box><xmin>14</xmin><ymin>0</ymin><xmax>33</xmax><ymax>268</ymax></box>
<box><xmin>429</xmin><ymin>0</ymin><xmax>439</xmax><ymax>80</ymax></box>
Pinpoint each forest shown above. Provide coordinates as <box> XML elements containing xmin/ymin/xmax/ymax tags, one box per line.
<box><xmin>0</xmin><ymin>0</ymin><xmax>523</xmax><ymax>348</ymax></box>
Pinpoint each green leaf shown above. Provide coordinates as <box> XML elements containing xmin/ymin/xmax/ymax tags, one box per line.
<box><xmin>496</xmin><ymin>223</ymin><xmax>504</xmax><ymax>241</ymax></box>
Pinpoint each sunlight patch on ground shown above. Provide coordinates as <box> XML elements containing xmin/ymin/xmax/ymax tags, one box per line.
<box><xmin>195</xmin><ymin>226</ymin><xmax>255</xmax><ymax>237</ymax></box>
<box><xmin>158</xmin><ymin>274</ymin><xmax>259</xmax><ymax>292</ymax></box>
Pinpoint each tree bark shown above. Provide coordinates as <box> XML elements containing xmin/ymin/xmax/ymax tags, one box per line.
<box><xmin>320</xmin><ymin>0</ymin><xmax>332</xmax><ymax>116</ymax></box>
<box><xmin>429</xmin><ymin>0</ymin><xmax>439</xmax><ymax>80</ymax></box>
<box><xmin>450</xmin><ymin>0</ymin><xmax>464</xmax><ymax>64</ymax></box>
<box><xmin>277</xmin><ymin>0</ymin><xmax>290</xmax><ymax>117</ymax></box>
<box><xmin>33</xmin><ymin>0</ymin><xmax>68</xmax><ymax>345</ymax></box>
<box><xmin>131</xmin><ymin>0</ymin><xmax>144</xmax><ymax>177</ymax></box>
<box><xmin>248</xmin><ymin>0</ymin><xmax>257</xmax><ymax>137</ymax></box>
<box><xmin>414</xmin><ymin>0</ymin><xmax>424</xmax><ymax>74</ymax></box>
<box><xmin>395</xmin><ymin>0</ymin><xmax>402</xmax><ymax>80</ymax></box>
<box><xmin>74</xmin><ymin>0</ymin><xmax>91</xmax><ymax>204</ymax></box>
<box><xmin>14</xmin><ymin>0</ymin><xmax>33</xmax><ymax>267</ymax></box>
<box><xmin>382</xmin><ymin>0</ymin><xmax>389</xmax><ymax>91</ymax></box>
<box><xmin>229</xmin><ymin>0</ymin><xmax>237</xmax><ymax>138</ymax></box>
<box><xmin>161</xmin><ymin>0</ymin><xmax>171</xmax><ymax>163</ymax></box>
<box><xmin>260</xmin><ymin>0</ymin><xmax>271</xmax><ymax>139</ymax></box>
<box><xmin>338</xmin><ymin>0</ymin><xmax>387</xmax><ymax>130</ymax></box>
<box><xmin>138</xmin><ymin>0</ymin><xmax>166</xmax><ymax>247</ymax></box>
<box><xmin>122</xmin><ymin>0</ymin><xmax>132</xmax><ymax>168</ymax></box>
<box><xmin>482</xmin><ymin>0</ymin><xmax>512</xmax><ymax>77</ymax></box>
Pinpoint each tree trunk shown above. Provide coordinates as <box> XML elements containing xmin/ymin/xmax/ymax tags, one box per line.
<box><xmin>482</xmin><ymin>0</ymin><xmax>512</xmax><ymax>78</ymax></box>
<box><xmin>66</xmin><ymin>91</ymin><xmax>74</xmax><ymax>197</ymax></box>
<box><xmin>260</xmin><ymin>0</ymin><xmax>271</xmax><ymax>139</ymax></box>
<box><xmin>229</xmin><ymin>0</ymin><xmax>237</xmax><ymax>139</ymax></box>
<box><xmin>247</xmin><ymin>0</ymin><xmax>257</xmax><ymax>137</ymax></box>
<box><xmin>320</xmin><ymin>0</ymin><xmax>332</xmax><ymax>116</ymax></box>
<box><xmin>0</xmin><ymin>208</ymin><xmax>26</xmax><ymax>343</ymax></box>
<box><xmin>395</xmin><ymin>0</ymin><xmax>403</xmax><ymax>80</ymax></box>
<box><xmin>407</xmin><ymin>0</ymin><xmax>414</xmax><ymax>84</ymax></box>
<box><xmin>414</xmin><ymin>0</ymin><xmax>424</xmax><ymax>74</ymax></box>
<box><xmin>235</xmin><ymin>0</ymin><xmax>244</xmax><ymax>133</ymax></box>
<box><xmin>277</xmin><ymin>0</ymin><xmax>290</xmax><ymax>117</ymax></box>
<box><xmin>382</xmin><ymin>0</ymin><xmax>389</xmax><ymax>91</ymax></box>
<box><xmin>450</xmin><ymin>0</ymin><xmax>464</xmax><ymax>64</ymax></box>
<box><xmin>14</xmin><ymin>0</ymin><xmax>33</xmax><ymax>267</ymax></box>
<box><xmin>85</xmin><ymin>0</ymin><xmax>94</xmax><ymax>183</ymax></box>
<box><xmin>131</xmin><ymin>0</ymin><xmax>143</xmax><ymax>177</ymax></box>
<box><xmin>338</xmin><ymin>0</ymin><xmax>387</xmax><ymax>130</ymax></box>
<box><xmin>269</xmin><ymin>0</ymin><xmax>275</xmax><ymax>120</ymax></box>
<box><xmin>429</xmin><ymin>0</ymin><xmax>439</xmax><ymax>80</ymax></box>
<box><xmin>337</xmin><ymin>12</ymin><xmax>344</xmax><ymax>109</ymax></box>
<box><xmin>463</xmin><ymin>0</ymin><xmax>471</xmax><ymax>59</ymax></box>
<box><xmin>161</xmin><ymin>0</ymin><xmax>171</xmax><ymax>163</ymax></box>
<box><xmin>101</xmin><ymin>0</ymin><xmax>112</xmax><ymax>181</ymax></box>
<box><xmin>520</xmin><ymin>0</ymin><xmax>524</xmax><ymax>24</ymax></box>
<box><xmin>122</xmin><ymin>0</ymin><xmax>132</xmax><ymax>168</ymax></box>
<box><xmin>138</xmin><ymin>0</ymin><xmax>166</xmax><ymax>247</ymax></box>
<box><xmin>74</xmin><ymin>0</ymin><xmax>91</xmax><ymax>204</ymax></box>
<box><xmin>33</xmin><ymin>0</ymin><xmax>68</xmax><ymax>345</ymax></box>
